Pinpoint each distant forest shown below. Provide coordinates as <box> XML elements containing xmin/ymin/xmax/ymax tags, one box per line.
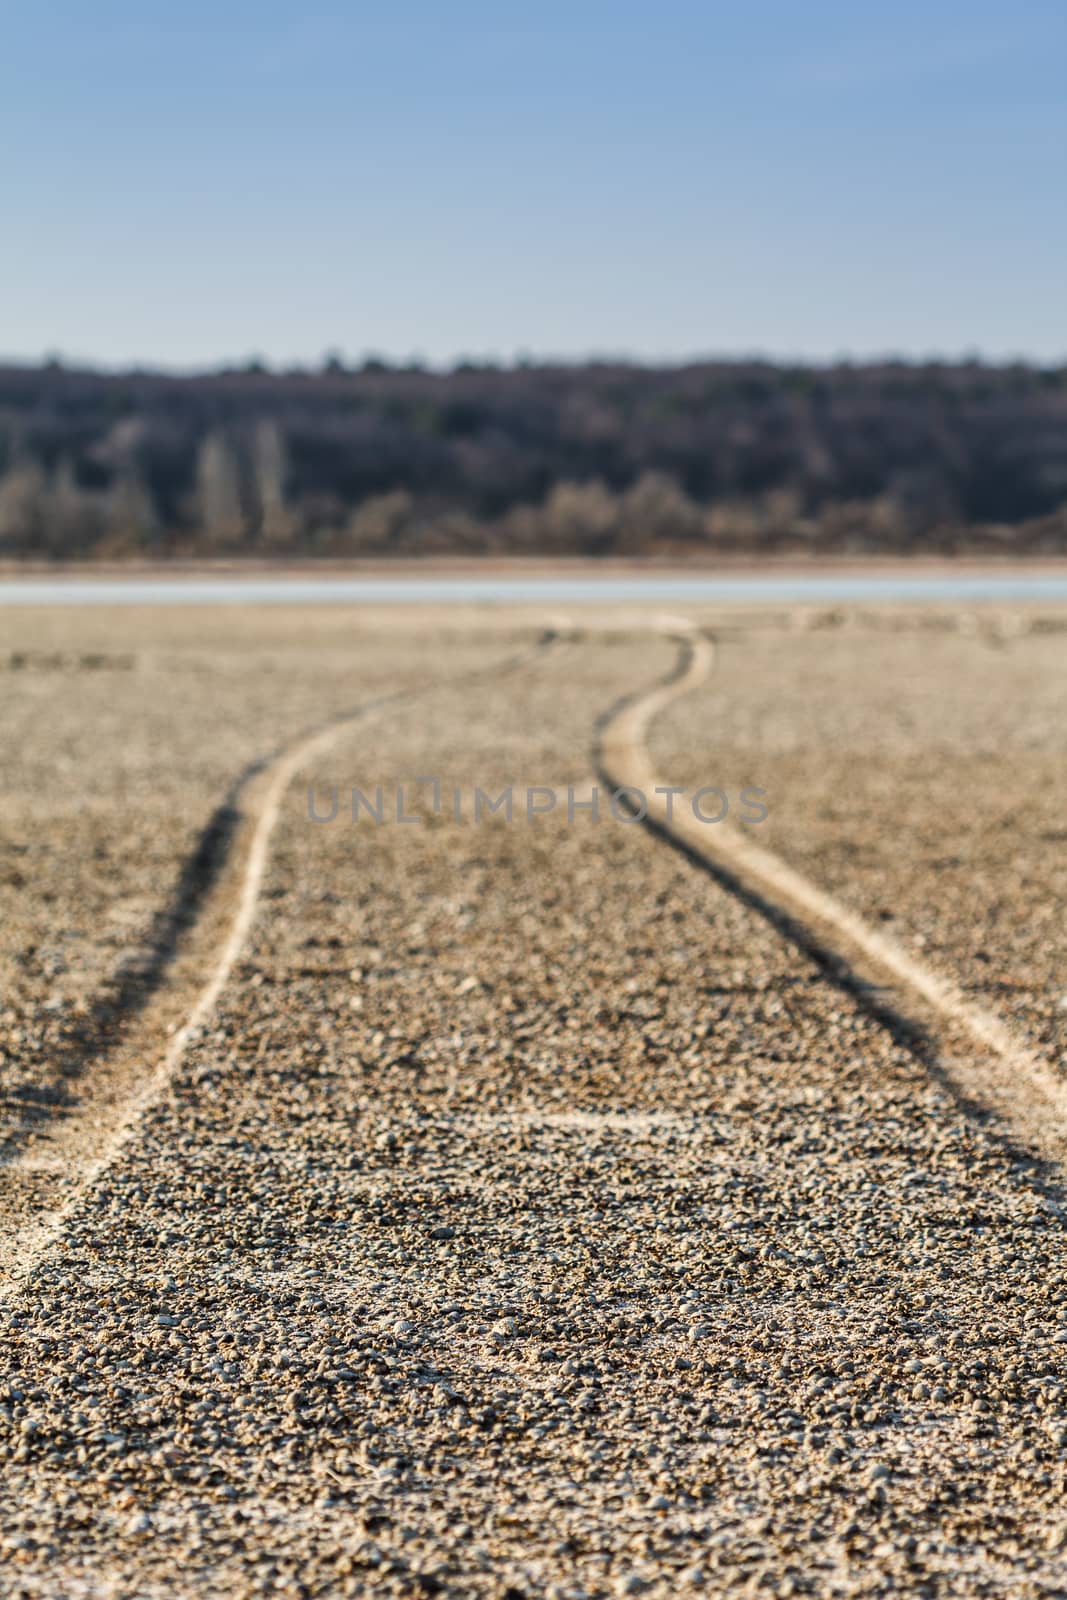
<box><xmin>2</xmin><ymin>358</ymin><xmax>1067</xmax><ymax>560</ymax></box>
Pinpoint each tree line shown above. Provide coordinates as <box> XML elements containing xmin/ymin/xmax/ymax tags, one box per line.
<box><xmin>1</xmin><ymin>357</ymin><xmax>1065</xmax><ymax>559</ymax></box>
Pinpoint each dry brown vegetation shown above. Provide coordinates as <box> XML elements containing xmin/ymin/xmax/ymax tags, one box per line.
<box><xmin>3</xmin><ymin>359</ymin><xmax>1067</xmax><ymax>561</ymax></box>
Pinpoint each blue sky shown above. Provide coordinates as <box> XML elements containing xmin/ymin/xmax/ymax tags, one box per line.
<box><xmin>2</xmin><ymin>0</ymin><xmax>1065</xmax><ymax>368</ymax></box>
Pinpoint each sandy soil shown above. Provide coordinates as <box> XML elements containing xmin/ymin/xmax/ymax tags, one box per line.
<box><xmin>1</xmin><ymin>604</ymin><xmax>1066</xmax><ymax>1597</ymax></box>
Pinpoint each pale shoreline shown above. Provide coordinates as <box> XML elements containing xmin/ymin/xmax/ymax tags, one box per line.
<box><xmin>2</xmin><ymin>552</ymin><xmax>1067</xmax><ymax>582</ymax></box>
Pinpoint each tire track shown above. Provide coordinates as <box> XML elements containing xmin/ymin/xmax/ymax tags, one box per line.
<box><xmin>0</xmin><ymin>627</ymin><xmax>560</xmax><ymax>1289</ymax></box>
<box><xmin>594</xmin><ymin>616</ymin><xmax>1067</xmax><ymax>1167</ymax></box>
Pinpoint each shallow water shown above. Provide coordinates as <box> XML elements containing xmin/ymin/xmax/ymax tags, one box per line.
<box><xmin>1</xmin><ymin>572</ymin><xmax>1067</xmax><ymax>606</ymax></box>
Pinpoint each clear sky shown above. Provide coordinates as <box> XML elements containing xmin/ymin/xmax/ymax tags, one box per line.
<box><xmin>3</xmin><ymin>0</ymin><xmax>1065</xmax><ymax>369</ymax></box>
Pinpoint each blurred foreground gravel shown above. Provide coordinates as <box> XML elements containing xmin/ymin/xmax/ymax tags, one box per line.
<box><xmin>2</xmin><ymin>606</ymin><xmax>1067</xmax><ymax>1598</ymax></box>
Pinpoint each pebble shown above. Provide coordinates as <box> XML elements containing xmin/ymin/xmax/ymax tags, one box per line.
<box><xmin>1</xmin><ymin>611</ymin><xmax>1065</xmax><ymax>1596</ymax></box>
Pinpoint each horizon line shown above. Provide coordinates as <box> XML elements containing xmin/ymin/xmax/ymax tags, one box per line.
<box><xmin>4</xmin><ymin>347</ymin><xmax>1067</xmax><ymax>380</ymax></box>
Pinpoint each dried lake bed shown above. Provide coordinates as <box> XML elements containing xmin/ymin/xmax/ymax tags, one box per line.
<box><xmin>1</xmin><ymin>601</ymin><xmax>1066</xmax><ymax>1597</ymax></box>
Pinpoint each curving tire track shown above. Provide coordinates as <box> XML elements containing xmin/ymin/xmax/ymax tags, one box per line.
<box><xmin>0</xmin><ymin>627</ymin><xmax>560</xmax><ymax>1290</ymax></box>
<box><xmin>594</xmin><ymin>616</ymin><xmax>1067</xmax><ymax>1167</ymax></box>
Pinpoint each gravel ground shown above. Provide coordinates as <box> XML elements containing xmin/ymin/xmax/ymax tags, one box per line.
<box><xmin>2</xmin><ymin>605</ymin><xmax>1067</xmax><ymax>1597</ymax></box>
<box><xmin>0</xmin><ymin>607</ymin><xmax>526</xmax><ymax>1158</ymax></box>
<box><xmin>651</xmin><ymin>608</ymin><xmax>1067</xmax><ymax>1071</ymax></box>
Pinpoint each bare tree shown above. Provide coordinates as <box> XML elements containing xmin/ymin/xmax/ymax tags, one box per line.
<box><xmin>0</xmin><ymin>458</ymin><xmax>47</xmax><ymax>552</ymax></box>
<box><xmin>617</xmin><ymin>472</ymin><xmax>704</xmax><ymax>551</ymax></box>
<box><xmin>196</xmin><ymin>431</ymin><xmax>244</xmax><ymax>548</ymax></box>
<box><xmin>106</xmin><ymin>466</ymin><xmax>159</xmax><ymax>554</ymax></box>
<box><xmin>543</xmin><ymin>480</ymin><xmax>618</xmax><ymax>554</ymax></box>
<box><xmin>253</xmin><ymin>420</ymin><xmax>292</xmax><ymax>547</ymax></box>
<box><xmin>46</xmin><ymin>458</ymin><xmax>106</xmax><ymax>557</ymax></box>
<box><xmin>343</xmin><ymin>490</ymin><xmax>414</xmax><ymax>553</ymax></box>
